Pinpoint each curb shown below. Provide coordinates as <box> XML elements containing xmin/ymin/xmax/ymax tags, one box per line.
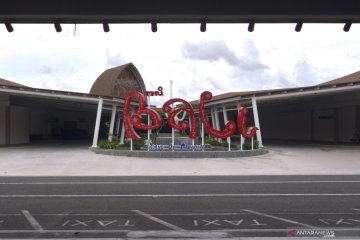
<box><xmin>89</xmin><ymin>147</ymin><xmax>269</xmax><ymax>158</ymax></box>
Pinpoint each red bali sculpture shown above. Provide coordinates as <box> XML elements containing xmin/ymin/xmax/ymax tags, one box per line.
<box><xmin>162</xmin><ymin>98</ymin><xmax>198</xmax><ymax>139</ymax></box>
<box><xmin>123</xmin><ymin>91</ymin><xmax>162</xmax><ymax>139</ymax></box>
<box><xmin>237</xmin><ymin>107</ymin><xmax>258</xmax><ymax>139</ymax></box>
<box><xmin>199</xmin><ymin>91</ymin><xmax>236</xmax><ymax>139</ymax></box>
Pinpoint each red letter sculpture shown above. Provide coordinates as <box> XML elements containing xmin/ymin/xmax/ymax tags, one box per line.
<box><xmin>199</xmin><ymin>91</ymin><xmax>236</xmax><ymax>138</ymax></box>
<box><xmin>237</xmin><ymin>107</ymin><xmax>258</xmax><ymax>139</ymax></box>
<box><xmin>162</xmin><ymin>98</ymin><xmax>197</xmax><ymax>139</ymax></box>
<box><xmin>123</xmin><ymin>91</ymin><xmax>162</xmax><ymax>139</ymax></box>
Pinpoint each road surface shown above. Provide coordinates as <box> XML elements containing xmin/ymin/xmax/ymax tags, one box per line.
<box><xmin>0</xmin><ymin>175</ymin><xmax>360</xmax><ymax>238</ymax></box>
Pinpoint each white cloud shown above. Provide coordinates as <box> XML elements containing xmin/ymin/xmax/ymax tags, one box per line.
<box><xmin>0</xmin><ymin>23</ymin><xmax>360</xmax><ymax>107</ymax></box>
<box><xmin>182</xmin><ymin>40</ymin><xmax>268</xmax><ymax>71</ymax></box>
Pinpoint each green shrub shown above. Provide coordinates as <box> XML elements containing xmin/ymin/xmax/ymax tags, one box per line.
<box><xmin>242</xmin><ymin>139</ymin><xmax>259</xmax><ymax>150</ymax></box>
<box><xmin>230</xmin><ymin>135</ymin><xmax>239</xmax><ymax>141</ymax></box>
<box><xmin>204</xmin><ymin>136</ymin><xmax>223</xmax><ymax>146</ymax></box>
<box><xmin>106</xmin><ymin>133</ymin><xmax>119</xmax><ymax>143</ymax></box>
<box><xmin>132</xmin><ymin>138</ymin><xmax>145</xmax><ymax>150</ymax></box>
<box><xmin>98</xmin><ymin>139</ymin><xmax>121</xmax><ymax>150</ymax></box>
<box><xmin>123</xmin><ymin>138</ymin><xmax>145</xmax><ymax>150</ymax></box>
<box><xmin>219</xmin><ymin>141</ymin><xmax>237</xmax><ymax>148</ymax></box>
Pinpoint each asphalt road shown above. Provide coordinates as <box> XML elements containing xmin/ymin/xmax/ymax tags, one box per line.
<box><xmin>0</xmin><ymin>175</ymin><xmax>360</xmax><ymax>239</ymax></box>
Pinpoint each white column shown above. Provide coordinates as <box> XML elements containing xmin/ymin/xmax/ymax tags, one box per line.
<box><xmin>170</xmin><ymin>80</ymin><xmax>174</xmax><ymax>149</ymax></box>
<box><xmin>237</xmin><ymin>103</ymin><xmax>244</xmax><ymax>150</ymax></box>
<box><xmin>222</xmin><ymin>104</ymin><xmax>230</xmax><ymax>148</ymax></box>
<box><xmin>201</xmin><ymin>123</ymin><xmax>204</xmax><ymax>148</ymax></box>
<box><xmin>222</xmin><ymin>105</ymin><xmax>228</xmax><ymax>123</ymax></box>
<box><xmin>210</xmin><ymin>108</ymin><xmax>216</xmax><ymax>129</ymax></box>
<box><xmin>214</xmin><ymin>107</ymin><xmax>221</xmax><ymax>142</ymax></box>
<box><xmin>108</xmin><ymin>104</ymin><xmax>117</xmax><ymax>142</ymax></box>
<box><xmin>214</xmin><ymin>108</ymin><xmax>220</xmax><ymax>130</ymax></box>
<box><xmin>115</xmin><ymin>112</ymin><xmax>121</xmax><ymax>136</ymax></box>
<box><xmin>252</xmin><ymin>97</ymin><xmax>263</xmax><ymax>147</ymax></box>
<box><xmin>119</xmin><ymin>107</ymin><xmax>133</xmax><ymax>145</ymax></box>
<box><xmin>119</xmin><ymin>121</ymin><xmax>125</xmax><ymax>144</ymax></box>
<box><xmin>147</xmin><ymin>96</ymin><xmax>151</xmax><ymax>151</ymax></box>
<box><xmin>92</xmin><ymin>97</ymin><xmax>103</xmax><ymax>148</ymax></box>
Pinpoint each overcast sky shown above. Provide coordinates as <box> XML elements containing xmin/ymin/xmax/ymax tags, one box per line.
<box><xmin>0</xmin><ymin>23</ymin><xmax>359</xmax><ymax>106</ymax></box>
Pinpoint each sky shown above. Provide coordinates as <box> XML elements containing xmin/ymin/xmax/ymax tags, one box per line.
<box><xmin>0</xmin><ymin>23</ymin><xmax>359</xmax><ymax>106</ymax></box>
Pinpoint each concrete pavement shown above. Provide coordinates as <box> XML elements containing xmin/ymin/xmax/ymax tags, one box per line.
<box><xmin>1</xmin><ymin>175</ymin><xmax>360</xmax><ymax>238</ymax></box>
<box><xmin>0</xmin><ymin>142</ymin><xmax>359</xmax><ymax>176</ymax></box>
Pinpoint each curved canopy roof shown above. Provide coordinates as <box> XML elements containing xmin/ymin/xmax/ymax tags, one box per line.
<box><xmin>90</xmin><ymin>63</ymin><xmax>146</xmax><ymax>99</ymax></box>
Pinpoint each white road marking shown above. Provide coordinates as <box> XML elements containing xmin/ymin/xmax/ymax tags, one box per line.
<box><xmin>4</xmin><ymin>211</ymin><xmax>356</xmax><ymax>216</ymax></box>
<box><xmin>0</xmin><ymin>229</ymin><xmax>129</xmax><ymax>233</ymax></box>
<box><xmin>21</xmin><ymin>210</ymin><xmax>44</xmax><ymax>231</ymax></box>
<box><xmin>34</xmin><ymin>212</ymin><xmax>247</xmax><ymax>216</ymax></box>
<box><xmin>36</xmin><ymin>213</ymin><xmax>132</xmax><ymax>216</ymax></box>
<box><xmin>202</xmin><ymin>219</ymin><xmax>221</xmax><ymax>226</ymax></box>
<box><xmin>0</xmin><ymin>214</ymin><xmax>22</xmax><ymax>216</ymax></box>
<box><xmin>353</xmin><ymin>208</ymin><xmax>360</xmax><ymax>212</ymax></box>
<box><xmin>242</xmin><ymin>209</ymin><xmax>315</xmax><ymax>229</ymax></box>
<box><xmin>319</xmin><ymin>219</ymin><xmax>330</xmax><ymax>225</ymax></box>
<box><xmin>153</xmin><ymin>213</ymin><xmax>248</xmax><ymax>216</ymax></box>
<box><xmin>0</xmin><ymin>228</ymin><xmax>360</xmax><ymax>233</ymax></box>
<box><xmin>71</xmin><ymin>220</ymin><xmax>93</xmax><ymax>226</ymax></box>
<box><xmin>61</xmin><ymin>220</ymin><xmax>70</xmax><ymax>227</ymax></box>
<box><xmin>127</xmin><ymin>230</ymin><xmax>228</xmax><ymax>238</ymax></box>
<box><xmin>132</xmin><ymin>210</ymin><xmax>184</xmax><ymax>231</ymax></box>
<box><xmin>1</xmin><ymin>193</ymin><xmax>360</xmax><ymax>198</ymax></box>
<box><xmin>1</xmin><ymin>180</ymin><xmax>360</xmax><ymax>184</ymax></box>
<box><xmin>223</xmin><ymin>219</ymin><xmax>244</xmax><ymax>226</ymax></box>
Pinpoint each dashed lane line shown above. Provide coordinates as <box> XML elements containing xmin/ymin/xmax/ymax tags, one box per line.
<box><xmin>1</xmin><ymin>180</ymin><xmax>360</xmax><ymax>184</ymax></box>
<box><xmin>21</xmin><ymin>210</ymin><xmax>44</xmax><ymax>231</ymax></box>
<box><xmin>242</xmin><ymin>209</ymin><xmax>316</xmax><ymax>229</ymax></box>
<box><xmin>1</xmin><ymin>193</ymin><xmax>360</xmax><ymax>198</ymax></box>
<box><xmin>0</xmin><ymin>228</ymin><xmax>360</xmax><ymax>233</ymax></box>
<box><xmin>132</xmin><ymin>210</ymin><xmax>184</xmax><ymax>231</ymax></box>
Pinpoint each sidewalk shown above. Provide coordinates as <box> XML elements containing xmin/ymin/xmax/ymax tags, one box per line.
<box><xmin>0</xmin><ymin>142</ymin><xmax>360</xmax><ymax>176</ymax></box>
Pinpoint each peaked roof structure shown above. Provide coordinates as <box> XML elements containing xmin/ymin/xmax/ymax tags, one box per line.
<box><xmin>90</xmin><ymin>63</ymin><xmax>146</xmax><ymax>99</ymax></box>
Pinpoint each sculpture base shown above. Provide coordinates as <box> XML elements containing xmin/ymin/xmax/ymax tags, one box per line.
<box><xmin>90</xmin><ymin>147</ymin><xmax>268</xmax><ymax>158</ymax></box>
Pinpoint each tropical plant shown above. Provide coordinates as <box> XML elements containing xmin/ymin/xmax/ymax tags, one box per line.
<box><xmin>98</xmin><ymin>139</ymin><xmax>121</xmax><ymax>150</ymax></box>
<box><xmin>242</xmin><ymin>139</ymin><xmax>259</xmax><ymax>150</ymax></box>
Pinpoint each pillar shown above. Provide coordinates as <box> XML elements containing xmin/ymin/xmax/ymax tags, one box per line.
<box><xmin>119</xmin><ymin>121</ymin><xmax>125</xmax><ymax>144</ymax></box>
<box><xmin>237</xmin><ymin>103</ymin><xmax>245</xmax><ymax>150</ymax></box>
<box><xmin>115</xmin><ymin>112</ymin><xmax>121</xmax><ymax>136</ymax></box>
<box><xmin>108</xmin><ymin>104</ymin><xmax>117</xmax><ymax>142</ymax></box>
<box><xmin>92</xmin><ymin>98</ymin><xmax>103</xmax><ymax>148</ymax></box>
<box><xmin>222</xmin><ymin>104</ymin><xmax>230</xmax><ymax>146</ymax></box>
<box><xmin>252</xmin><ymin>97</ymin><xmax>263</xmax><ymax>147</ymax></box>
<box><xmin>214</xmin><ymin>107</ymin><xmax>221</xmax><ymax>142</ymax></box>
<box><xmin>211</xmin><ymin>108</ymin><xmax>216</xmax><ymax>129</ymax></box>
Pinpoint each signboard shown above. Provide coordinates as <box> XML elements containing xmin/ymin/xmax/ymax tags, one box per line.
<box><xmin>123</xmin><ymin>90</ymin><xmax>257</xmax><ymax>141</ymax></box>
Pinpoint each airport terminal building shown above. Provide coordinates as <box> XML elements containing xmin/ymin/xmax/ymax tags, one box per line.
<box><xmin>1</xmin><ymin>63</ymin><xmax>359</xmax><ymax>147</ymax></box>
<box><xmin>0</xmin><ymin>63</ymin><xmax>145</xmax><ymax>146</ymax></box>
